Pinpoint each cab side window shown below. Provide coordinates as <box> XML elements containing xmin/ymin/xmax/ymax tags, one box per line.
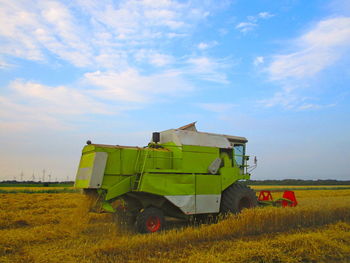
<box><xmin>233</xmin><ymin>144</ymin><xmax>244</xmax><ymax>167</ymax></box>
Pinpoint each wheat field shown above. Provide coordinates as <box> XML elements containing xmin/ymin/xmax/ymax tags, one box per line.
<box><xmin>0</xmin><ymin>188</ymin><xmax>349</xmax><ymax>263</ymax></box>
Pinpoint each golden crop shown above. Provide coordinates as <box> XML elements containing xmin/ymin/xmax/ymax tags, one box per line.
<box><xmin>0</xmin><ymin>189</ymin><xmax>349</xmax><ymax>263</ymax></box>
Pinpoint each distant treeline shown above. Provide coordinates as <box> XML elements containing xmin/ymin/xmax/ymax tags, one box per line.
<box><xmin>247</xmin><ymin>179</ymin><xmax>350</xmax><ymax>185</ymax></box>
<box><xmin>0</xmin><ymin>180</ymin><xmax>74</xmax><ymax>187</ymax></box>
<box><xmin>1</xmin><ymin>179</ymin><xmax>349</xmax><ymax>187</ymax></box>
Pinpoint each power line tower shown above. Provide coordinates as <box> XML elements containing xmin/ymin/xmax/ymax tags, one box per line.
<box><xmin>42</xmin><ymin>169</ymin><xmax>46</xmax><ymax>182</ymax></box>
<box><xmin>20</xmin><ymin>171</ymin><xmax>24</xmax><ymax>182</ymax></box>
<box><xmin>32</xmin><ymin>172</ymin><xmax>35</xmax><ymax>182</ymax></box>
<box><xmin>48</xmin><ymin>173</ymin><xmax>51</xmax><ymax>182</ymax></box>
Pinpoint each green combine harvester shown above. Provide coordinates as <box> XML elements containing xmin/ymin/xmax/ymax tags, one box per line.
<box><xmin>75</xmin><ymin>122</ymin><xmax>259</xmax><ymax>233</ymax></box>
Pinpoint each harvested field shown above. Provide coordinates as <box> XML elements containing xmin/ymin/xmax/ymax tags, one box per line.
<box><xmin>0</xmin><ymin>189</ymin><xmax>349</xmax><ymax>262</ymax></box>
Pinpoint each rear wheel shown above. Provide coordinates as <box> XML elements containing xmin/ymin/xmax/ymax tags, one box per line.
<box><xmin>220</xmin><ymin>183</ymin><xmax>257</xmax><ymax>214</ymax></box>
<box><xmin>136</xmin><ymin>207</ymin><xmax>165</xmax><ymax>233</ymax></box>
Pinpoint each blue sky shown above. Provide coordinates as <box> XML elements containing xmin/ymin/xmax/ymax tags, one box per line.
<box><xmin>0</xmin><ymin>0</ymin><xmax>349</xmax><ymax>181</ymax></box>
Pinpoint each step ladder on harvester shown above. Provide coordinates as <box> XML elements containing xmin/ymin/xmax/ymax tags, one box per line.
<box><xmin>133</xmin><ymin>148</ymin><xmax>150</xmax><ymax>190</ymax></box>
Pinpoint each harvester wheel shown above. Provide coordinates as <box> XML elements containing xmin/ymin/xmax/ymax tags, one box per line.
<box><xmin>114</xmin><ymin>211</ymin><xmax>136</xmax><ymax>231</ymax></box>
<box><xmin>220</xmin><ymin>183</ymin><xmax>257</xmax><ymax>214</ymax></box>
<box><xmin>135</xmin><ymin>207</ymin><xmax>165</xmax><ymax>233</ymax></box>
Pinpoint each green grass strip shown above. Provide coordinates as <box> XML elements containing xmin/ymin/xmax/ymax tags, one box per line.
<box><xmin>0</xmin><ymin>188</ymin><xmax>80</xmax><ymax>194</ymax></box>
<box><xmin>0</xmin><ymin>183</ymin><xmax>74</xmax><ymax>187</ymax></box>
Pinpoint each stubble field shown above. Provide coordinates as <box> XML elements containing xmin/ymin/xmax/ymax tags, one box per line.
<box><xmin>0</xmin><ymin>187</ymin><xmax>350</xmax><ymax>263</ymax></box>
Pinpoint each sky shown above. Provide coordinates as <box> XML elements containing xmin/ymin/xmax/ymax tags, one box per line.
<box><xmin>0</xmin><ymin>0</ymin><xmax>350</xmax><ymax>181</ymax></box>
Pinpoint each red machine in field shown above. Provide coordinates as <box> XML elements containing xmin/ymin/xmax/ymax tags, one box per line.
<box><xmin>258</xmin><ymin>190</ymin><xmax>298</xmax><ymax>207</ymax></box>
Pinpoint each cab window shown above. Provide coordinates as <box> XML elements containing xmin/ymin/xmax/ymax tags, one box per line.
<box><xmin>233</xmin><ymin>144</ymin><xmax>244</xmax><ymax>167</ymax></box>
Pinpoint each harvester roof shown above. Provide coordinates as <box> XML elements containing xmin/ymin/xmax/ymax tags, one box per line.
<box><xmin>160</xmin><ymin>123</ymin><xmax>247</xmax><ymax>148</ymax></box>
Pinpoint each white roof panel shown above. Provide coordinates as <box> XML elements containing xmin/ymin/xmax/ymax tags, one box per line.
<box><xmin>160</xmin><ymin>129</ymin><xmax>247</xmax><ymax>148</ymax></box>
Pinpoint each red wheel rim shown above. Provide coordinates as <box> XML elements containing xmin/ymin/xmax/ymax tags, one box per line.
<box><xmin>146</xmin><ymin>216</ymin><xmax>161</xmax><ymax>232</ymax></box>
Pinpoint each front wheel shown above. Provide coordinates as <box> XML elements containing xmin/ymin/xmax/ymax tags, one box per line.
<box><xmin>220</xmin><ymin>183</ymin><xmax>257</xmax><ymax>214</ymax></box>
<box><xmin>135</xmin><ymin>207</ymin><xmax>165</xmax><ymax>233</ymax></box>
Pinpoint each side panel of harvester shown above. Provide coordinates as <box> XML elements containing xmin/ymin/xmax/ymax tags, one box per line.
<box><xmin>137</xmin><ymin>143</ymin><xmax>246</xmax><ymax>215</ymax></box>
<box><xmin>136</xmin><ymin>144</ymin><xmax>218</xmax><ymax>214</ymax></box>
<box><xmin>76</xmin><ymin>144</ymin><xmax>174</xmax><ymax>199</ymax></box>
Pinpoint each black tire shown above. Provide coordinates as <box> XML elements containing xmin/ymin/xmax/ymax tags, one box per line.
<box><xmin>135</xmin><ymin>207</ymin><xmax>165</xmax><ymax>233</ymax></box>
<box><xmin>220</xmin><ymin>183</ymin><xmax>257</xmax><ymax>214</ymax></box>
<box><xmin>114</xmin><ymin>211</ymin><xmax>136</xmax><ymax>232</ymax></box>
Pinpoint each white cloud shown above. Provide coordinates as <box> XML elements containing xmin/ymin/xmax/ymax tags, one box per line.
<box><xmin>196</xmin><ymin>103</ymin><xmax>237</xmax><ymax>113</ymax></box>
<box><xmin>236</xmin><ymin>22</ymin><xmax>257</xmax><ymax>33</ymax></box>
<box><xmin>0</xmin><ymin>68</ymin><xmax>195</xmax><ymax>130</ymax></box>
<box><xmin>0</xmin><ymin>58</ymin><xmax>11</xmax><ymax>69</ymax></box>
<box><xmin>134</xmin><ymin>49</ymin><xmax>174</xmax><ymax>67</ymax></box>
<box><xmin>259</xmin><ymin>89</ymin><xmax>302</xmax><ymax>109</ymax></box>
<box><xmin>0</xmin><ymin>80</ymin><xmax>112</xmax><ymax>130</ymax></box>
<box><xmin>0</xmin><ymin>2</ymin><xmax>45</xmax><ymax>61</ymax></box>
<box><xmin>0</xmin><ymin>0</ymin><xmax>229</xmax><ymax>129</ymax></box>
<box><xmin>167</xmin><ymin>32</ymin><xmax>188</xmax><ymax>38</ymax></box>
<box><xmin>218</xmin><ymin>28</ymin><xmax>229</xmax><ymax>36</ymax></box>
<box><xmin>258</xmin><ymin>12</ymin><xmax>274</xmax><ymax>19</ymax></box>
<box><xmin>297</xmin><ymin>103</ymin><xmax>336</xmax><ymax>111</ymax></box>
<box><xmin>261</xmin><ymin>16</ymin><xmax>350</xmax><ymax>110</ymax></box>
<box><xmin>0</xmin><ymin>1</ymin><xmax>93</xmax><ymax>67</ymax></box>
<box><xmin>259</xmin><ymin>87</ymin><xmax>337</xmax><ymax>110</ymax></box>
<box><xmin>197</xmin><ymin>41</ymin><xmax>218</xmax><ymax>50</ymax></box>
<box><xmin>253</xmin><ymin>56</ymin><xmax>264</xmax><ymax>66</ymax></box>
<box><xmin>150</xmin><ymin>53</ymin><xmax>174</xmax><ymax>67</ymax></box>
<box><xmin>83</xmin><ymin>69</ymin><xmax>194</xmax><ymax>103</ymax></box>
<box><xmin>248</xmin><ymin>12</ymin><xmax>274</xmax><ymax>21</ymax></box>
<box><xmin>186</xmin><ymin>56</ymin><xmax>230</xmax><ymax>84</ymax></box>
<box><xmin>237</xmin><ymin>11</ymin><xmax>274</xmax><ymax>33</ymax></box>
<box><xmin>268</xmin><ymin>17</ymin><xmax>350</xmax><ymax>80</ymax></box>
<box><xmin>0</xmin><ymin>0</ymin><xmax>214</xmax><ymax>69</ymax></box>
<box><xmin>9</xmin><ymin>80</ymin><xmax>109</xmax><ymax>115</ymax></box>
<box><xmin>198</xmin><ymin>42</ymin><xmax>209</xmax><ymax>50</ymax></box>
<box><xmin>0</xmin><ymin>98</ymin><xmax>67</xmax><ymax>131</ymax></box>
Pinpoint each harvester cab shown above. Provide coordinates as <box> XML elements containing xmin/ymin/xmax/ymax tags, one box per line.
<box><xmin>75</xmin><ymin>123</ymin><xmax>293</xmax><ymax>233</ymax></box>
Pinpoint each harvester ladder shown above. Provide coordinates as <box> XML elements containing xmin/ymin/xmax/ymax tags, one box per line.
<box><xmin>133</xmin><ymin>175</ymin><xmax>140</xmax><ymax>190</ymax></box>
<box><xmin>133</xmin><ymin>149</ymin><xmax>150</xmax><ymax>190</ymax></box>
